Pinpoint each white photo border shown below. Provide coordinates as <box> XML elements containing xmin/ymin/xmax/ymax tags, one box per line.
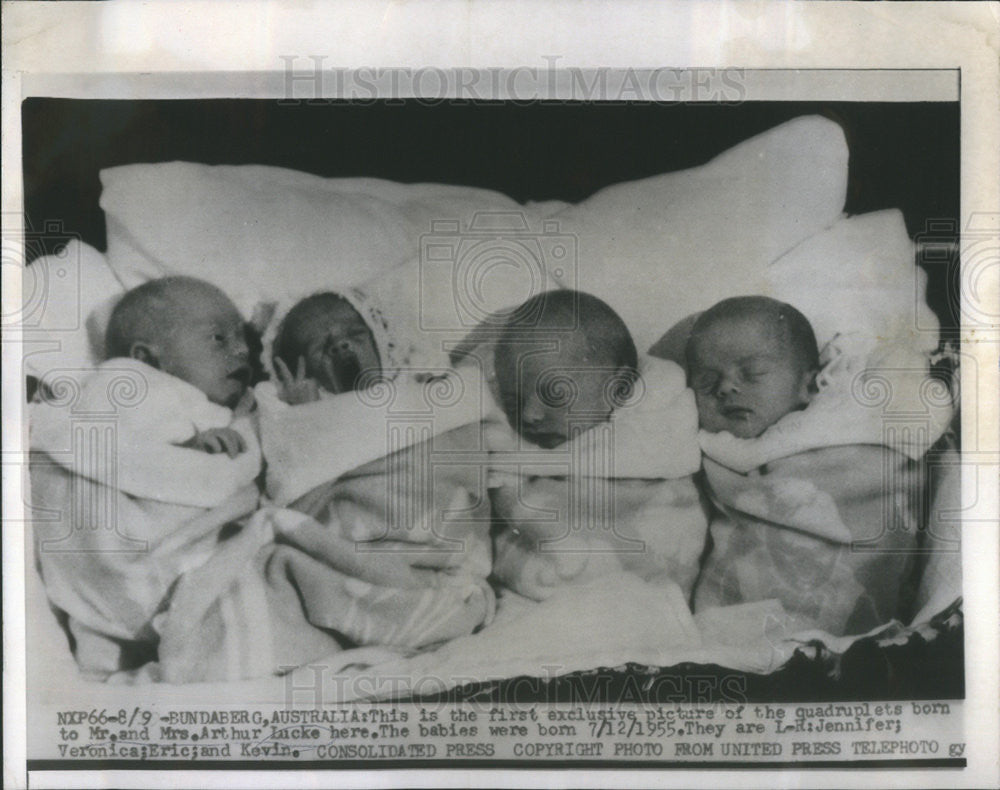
<box><xmin>3</xmin><ymin>2</ymin><xmax>997</xmax><ymax>789</ymax></box>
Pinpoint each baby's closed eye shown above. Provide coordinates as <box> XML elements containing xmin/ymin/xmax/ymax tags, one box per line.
<box><xmin>740</xmin><ymin>367</ymin><xmax>770</xmax><ymax>382</ymax></box>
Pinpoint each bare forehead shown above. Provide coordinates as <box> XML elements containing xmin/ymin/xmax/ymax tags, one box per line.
<box><xmin>324</xmin><ymin>299</ymin><xmax>366</xmax><ymax>324</ymax></box>
<box><xmin>690</xmin><ymin>312</ymin><xmax>790</xmax><ymax>356</ymax></box>
<box><xmin>501</xmin><ymin>326</ymin><xmax>605</xmax><ymax>366</ymax></box>
<box><xmin>289</xmin><ymin>296</ymin><xmax>366</xmax><ymax>332</ymax></box>
<box><xmin>157</xmin><ymin>281</ymin><xmax>241</xmax><ymax>323</ymax></box>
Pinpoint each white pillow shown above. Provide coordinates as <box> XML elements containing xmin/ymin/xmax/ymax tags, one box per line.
<box><xmin>99</xmin><ymin>163</ymin><xmax>530</xmax><ymax>317</ymax></box>
<box><xmin>650</xmin><ymin>209</ymin><xmax>940</xmax><ymax>365</ymax></box>
<box><xmin>547</xmin><ymin>115</ymin><xmax>849</xmax><ymax>351</ymax></box>
<box><xmin>765</xmin><ymin>209</ymin><xmax>939</xmax><ymax>353</ymax></box>
<box><xmin>22</xmin><ymin>240</ymin><xmax>125</xmax><ymax>380</ymax></box>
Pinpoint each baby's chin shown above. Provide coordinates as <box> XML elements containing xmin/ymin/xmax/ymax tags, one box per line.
<box><xmin>521</xmin><ymin>430</ymin><xmax>569</xmax><ymax>449</ymax></box>
<box><xmin>517</xmin><ymin>420</ymin><xmax>604</xmax><ymax>449</ymax></box>
<box><xmin>702</xmin><ymin>415</ymin><xmax>769</xmax><ymax>440</ymax></box>
<box><xmin>216</xmin><ymin>386</ymin><xmax>248</xmax><ymax>410</ymax></box>
<box><xmin>203</xmin><ymin>378</ymin><xmax>249</xmax><ymax>409</ymax></box>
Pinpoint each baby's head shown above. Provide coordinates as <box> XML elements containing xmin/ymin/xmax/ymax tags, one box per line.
<box><xmin>105</xmin><ymin>276</ymin><xmax>251</xmax><ymax>407</ymax></box>
<box><xmin>272</xmin><ymin>292</ymin><xmax>380</xmax><ymax>394</ymax></box>
<box><xmin>494</xmin><ymin>290</ymin><xmax>638</xmax><ymax>448</ymax></box>
<box><xmin>685</xmin><ymin>296</ymin><xmax>818</xmax><ymax>439</ymax></box>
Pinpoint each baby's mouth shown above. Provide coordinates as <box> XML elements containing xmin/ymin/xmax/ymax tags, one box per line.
<box><xmin>330</xmin><ymin>352</ymin><xmax>362</xmax><ymax>393</ymax></box>
<box><xmin>721</xmin><ymin>405</ymin><xmax>754</xmax><ymax>421</ymax></box>
<box><xmin>522</xmin><ymin>429</ymin><xmax>566</xmax><ymax>449</ymax></box>
<box><xmin>227</xmin><ymin>365</ymin><xmax>252</xmax><ymax>387</ymax></box>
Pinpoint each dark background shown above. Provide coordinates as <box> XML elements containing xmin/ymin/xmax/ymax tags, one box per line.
<box><xmin>22</xmin><ymin>99</ymin><xmax>960</xmax><ymax>330</ymax></box>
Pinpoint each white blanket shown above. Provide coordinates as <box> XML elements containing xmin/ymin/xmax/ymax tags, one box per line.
<box><xmin>31</xmin><ymin>358</ymin><xmax>261</xmax><ymax>508</ymax></box>
<box><xmin>256</xmin><ymin>369</ymin><xmax>486</xmax><ymax>506</ymax></box>
<box><xmin>29</xmin><ymin>359</ymin><xmax>261</xmax><ymax>674</ymax></box>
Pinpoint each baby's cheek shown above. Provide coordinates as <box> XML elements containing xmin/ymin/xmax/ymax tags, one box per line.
<box><xmin>577</xmin><ymin>392</ymin><xmax>609</xmax><ymax>416</ymax></box>
<box><xmin>694</xmin><ymin>397</ymin><xmax>721</xmax><ymax>429</ymax></box>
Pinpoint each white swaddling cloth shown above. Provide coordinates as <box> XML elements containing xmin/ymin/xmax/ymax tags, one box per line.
<box><xmin>256</xmin><ymin>372</ymin><xmax>486</xmax><ymax>507</ymax></box>
<box><xmin>30</xmin><ymin>358</ymin><xmax>261</xmax><ymax>508</ymax></box>
<box><xmin>483</xmin><ymin>355</ymin><xmax>708</xmax><ymax>601</ymax></box>
<box><xmin>29</xmin><ymin>359</ymin><xmax>262</xmax><ymax>674</ymax></box>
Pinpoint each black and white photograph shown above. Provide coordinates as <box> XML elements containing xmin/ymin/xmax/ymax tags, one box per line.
<box><xmin>3</xmin><ymin>3</ymin><xmax>998</xmax><ymax>789</ymax></box>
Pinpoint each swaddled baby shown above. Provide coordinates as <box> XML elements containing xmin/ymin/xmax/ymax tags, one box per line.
<box><xmin>244</xmin><ymin>287</ymin><xmax>494</xmax><ymax>656</ymax></box>
<box><xmin>688</xmin><ymin>296</ymin><xmax>922</xmax><ymax>636</ymax></box>
<box><xmin>30</xmin><ymin>276</ymin><xmax>262</xmax><ymax>676</ymax></box>
<box><xmin>483</xmin><ymin>290</ymin><xmax>706</xmax><ymax>602</ymax></box>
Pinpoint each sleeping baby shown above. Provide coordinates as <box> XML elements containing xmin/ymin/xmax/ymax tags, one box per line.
<box><xmin>30</xmin><ymin>276</ymin><xmax>262</xmax><ymax>676</ymax></box>
<box><xmin>482</xmin><ymin>290</ymin><xmax>707</xmax><ymax>602</ymax></box>
<box><xmin>685</xmin><ymin>296</ymin><xmax>817</xmax><ymax>439</ymax></box>
<box><xmin>688</xmin><ymin>296</ymin><xmax>922</xmax><ymax>636</ymax></box>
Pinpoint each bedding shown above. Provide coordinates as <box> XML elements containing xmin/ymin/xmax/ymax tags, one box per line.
<box><xmin>96</xmin><ymin>116</ymin><xmax>851</xmax><ymax>361</ymax></box>
<box><xmin>155</xmin><ymin>375</ymin><xmax>495</xmax><ymax>683</ymax></box>
<box><xmin>29</xmin><ymin>358</ymin><xmax>261</xmax><ymax>676</ymax></box>
<box><xmin>22</xmin><ymin>239</ymin><xmax>125</xmax><ymax>379</ymax></box>
<box><xmin>99</xmin><ymin>164</ymin><xmax>538</xmax><ymax>319</ymax></box>
<box><xmin>694</xmin><ymin>444</ymin><xmax>924</xmax><ymax>636</ymax></box>
<box><xmin>545</xmin><ymin>114</ymin><xmax>849</xmax><ymax>351</ymax></box>
<box><xmin>764</xmin><ymin>209</ymin><xmax>940</xmax><ymax>353</ymax></box>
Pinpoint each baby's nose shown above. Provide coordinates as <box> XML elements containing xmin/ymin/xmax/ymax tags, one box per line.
<box><xmin>716</xmin><ymin>373</ymin><xmax>740</xmax><ymax>397</ymax></box>
<box><xmin>521</xmin><ymin>394</ymin><xmax>546</xmax><ymax>425</ymax></box>
<box><xmin>326</xmin><ymin>332</ymin><xmax>354</xmax><ymax>354</ymax></box>
<box><xmin>232</xmin><ymin>335</ymin><xmax>249</xmax><ymax>361</ymax></box>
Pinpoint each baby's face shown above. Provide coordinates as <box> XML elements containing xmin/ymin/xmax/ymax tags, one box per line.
<box><xmin>496</xmin><ymin>332</ymin><xmax>618</xmax><ymax>449</ymax></box>
<box><xmin>155</xmin><ymin>286</ymin><xmax>250</xmax><ymax>408</ymax></box>
<box><xmin>290</xmin><ymin>300</ymin><xmax>380</xmax><ymax>394</ymax></box>
<box><xmin>687</xmin><ymin>315</ymin><xmax>812</xmax><ymax>439</ymax></box>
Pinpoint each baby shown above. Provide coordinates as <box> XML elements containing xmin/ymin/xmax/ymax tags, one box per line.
<box><xmin>491</xmin><ymin>289</ymin><xmax>639</xmax><ymax>448</ymax></box>
<box><xmin>685</xmin><ymin>295</ymin><xmax>818</xmax><ymax>439</ymax></box>
<box><xmin>689</xmin><ymin>296</ymin><xmax>921</xmax><ymax>636</ymax></box>
<box><xmin>256</xmin><ymin>286</ymin><xmax>464</xmax><ymax>504</ymax></box>
<box><xmin>487</xmin><ymin>290</ymin><xmax>707</xmax><ymax>602</ymax></box>
<box><xmin>269</xmin><ymin>291</ymin><xmax>385</xmax><ymax>403</ymax></box>
<box><xmin>30</xmin><ymin>276</ymin><xmax>262</xmax><ymax>675</ymax></box>
<box><xmin>104</xmin><ymin>276</ymin><xmax>256</xmax><ymax>452</ymax></box>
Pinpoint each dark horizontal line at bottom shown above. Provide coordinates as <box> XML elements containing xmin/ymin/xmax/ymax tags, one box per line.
<box><xmin>28</xmin><ymin>758</ymin><xmax>966</xmax><ymax>771</ymax></box>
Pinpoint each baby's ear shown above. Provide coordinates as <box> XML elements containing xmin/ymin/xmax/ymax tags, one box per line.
<box><xmin>799</xmin><ymin>368</ymin><xmax>818</xmax><ymax>403</ymax></box>
<box><xmin>129</xmin><ymin>341</ymin><xmax>160</xmax><ymax>369</ymax></box>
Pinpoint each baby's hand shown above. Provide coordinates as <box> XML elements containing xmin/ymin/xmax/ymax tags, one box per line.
<box><xmin>182</xmin><ymin>427</ymin><xmax>247</xmax><ymax>458</ymax></box>
<box><xmin>274</xmin><ymin>356</ymin><xmax>321</xmax><ymax>404</ymax></box>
